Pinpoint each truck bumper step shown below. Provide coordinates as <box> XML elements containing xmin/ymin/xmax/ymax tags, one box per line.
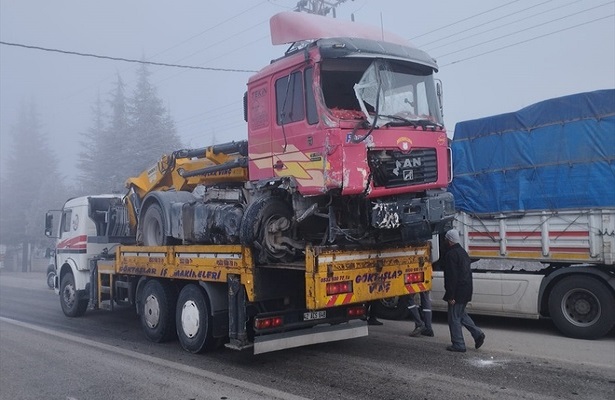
<box><xmin>253</xmin><ymin>320</ymin><xmax>367</xmax><ymax>355</ymax></box>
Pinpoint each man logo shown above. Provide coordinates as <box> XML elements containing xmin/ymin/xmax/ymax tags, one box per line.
<box><xmin>403</xmin><ymin>169</ymin><xmax>414</xmax><ymax>181</ymax></box>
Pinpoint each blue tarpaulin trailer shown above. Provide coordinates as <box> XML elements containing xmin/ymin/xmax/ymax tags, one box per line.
<box><xmin>450</xmin><ymin>89</ymin><xmax>615</xmax><ymax>214</ymax></box>
<box><xmin>429</xmin><ymin>90</ymin><xmax>615</xmax><ymax>340</ymax></box>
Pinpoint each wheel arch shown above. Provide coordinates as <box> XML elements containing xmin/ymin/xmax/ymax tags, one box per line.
<box><xmin>197</xmin><ymin>281</ymin><xmax>229</xmax><ymax>339</ymax></box>
<box><xmin>139</xmin><ymin>191</ymin><xmax>197</xmax><ymax>242</ymax></box>
<box><xmin>197</xmin><ymin>281</ymin><xmax>228</xmax><ymax>314</ymax></box>
<box><xmin>134</xmin><ymin>276</ymin><xmax>151</xmax><ymax>315</ymax></box>
<box><xmin>58</xmin><ymin>259</ymin><xmax>90</xmax><ymax>292</ymax></box>
<box><xmin>538</xmin><ymin>265</ymin><xmax>615</xmax><ymax>317</ymax></box>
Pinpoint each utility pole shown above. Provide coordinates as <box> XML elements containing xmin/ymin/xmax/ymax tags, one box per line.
<box><xmin>294</xmin><ymin>0</ymin><xmax>352</xmax><ymax>17</ymax></box>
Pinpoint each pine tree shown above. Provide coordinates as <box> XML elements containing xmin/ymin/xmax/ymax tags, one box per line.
<box><xmin>104</xmin><ymin>74</ymin><xmax>132</xmax><ymax>193</ymax></box>
<box><xmin>77</xmin><ymin>74</ymin><xmax>132</xmax><ymax>194</ymax></box>
<box><xmin>127</xmin><ymin>63</ymin><xmax>183</xmax><ymax>177</ymax></box>
<box><xmin>0</xmin><ymin>100</ymin><xmax>67</xmax><ymax>269</ymax></box>
<box><xmin>77</xmin><ymin>92</ymin><xmax>108</xmax><ymax>194</ymax></box>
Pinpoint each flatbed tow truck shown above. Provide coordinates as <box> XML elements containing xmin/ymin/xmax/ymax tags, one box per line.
<box><xmin>46</xmin><ymin>195</ymin><xmax>432</xmax><ymax>354</ymax></box>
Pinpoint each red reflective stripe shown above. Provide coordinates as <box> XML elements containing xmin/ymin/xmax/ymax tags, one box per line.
<box><xmin>341</xmin><ymin>293</ymin><xmax>353</xmax><ymax>304</ymax></box>
<box><xmin>549</xmin><ymin>247</ymin><xmax>590</xmax><ymax>253</ymax></box>
<box><xmin>57</xmin><ymin>235</ymin><xmax>87</xmax><ymax>250</ymax></box>
<box><xmin>469</xmin><ymin>231</ymin><xmax>589</xmax><ymax>238</ymax></box>
<box><xmin>405</xmin><ymin>284</ymin><xmax>418</xmax><ymax>294</ymax></box>
<box><xmin>549</xmin><ymin>231</ymin><xmax>590</xmax><ymax>237</ymax></box>
<box><xmin>469</xmin><ymin>246</ymin><xmax>499</xmax><ymax>251</ymax></box>
<box><xmin>326</xmin><ymin>295</ymin><xmax>338</xmax><ymax>307</ymax></box>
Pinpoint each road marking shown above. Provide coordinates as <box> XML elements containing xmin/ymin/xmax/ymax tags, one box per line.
<box><xmin>0</xmin><ymin>316</ymin><xmax>310</xmax><ymax>400</ymax></box>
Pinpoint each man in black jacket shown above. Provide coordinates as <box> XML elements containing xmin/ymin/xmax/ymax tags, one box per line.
<box><xmin>442</xmin><ymin>229</ymin><xmax>485</xmax><ymax>352</ymax></box>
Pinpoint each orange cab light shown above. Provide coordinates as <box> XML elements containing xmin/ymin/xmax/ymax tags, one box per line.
<box><xmin>405</xmin><ymin>272</ymin><xmax>425</xmax><ymax>284</ymax></box>
<box><xmin>347</xmin><ymin>305</ymin><xmax>366</xmax><ymax>317</ymax></box>
<box><xmin>326</xmin><ymin>280</ymin><xmax>353</xmax><ymax>296</ymax></box>
<box><xmin>254</xmin><ymin>316</ymin><xmax>284</xmax><ymax>330</ymax></box>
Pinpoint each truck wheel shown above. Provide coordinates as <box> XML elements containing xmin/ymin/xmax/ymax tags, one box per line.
<box><xmin>370</xmin><ymin>296</ymin><xmax>411</xmax><ymax>320</ymax></box>
<box><xmin>60</xmin><ymin>273</ymin><xmax>88</xmax><ymax>317</ymax></box>
<box><xmin>176</xmin><ymin>284</ymin><xmax>216</xmax><ymax>353</ymax></box>
<box><xmin>141</xmin><ymin>203</ymin><xmax>168</xmax><ymax>246</ymax></box>
<box><xmin>548</xmin><ymin>276</ymin><xmax>615</xmax><ymax>339</ymax></box>
<box><xmin>240</xmin><ymin>196</ymin><xmax>295</xmax><ymax>264</ymax></box>
<box><xmin>46</xmin><ymin>265</ymin><xmax>56</xmax><ymax>289</ymax></box>
<box><xmin>140</xmin><ymin>279</ymin><xmax>177</xmax><ymax>343</ymax></box>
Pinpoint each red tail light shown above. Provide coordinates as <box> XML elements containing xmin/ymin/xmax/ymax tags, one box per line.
<box><xmin>254</xmin><ymin>316</ymin><xmax>283</xmax><ymax>330</ymax></box>
<box><xmin>405</xmin><ymin>272</ymin><xmax>425</xmax><ymax>284</ymax></box>
<box><xmin>326</xmin><ymin>280</ymin><xmax>353</xmax><ymax>295</ymax></box>
<box><xmin>347</xmin><ymin>305</ymin><xmax>366</xmax><ymax>317</ymax></box>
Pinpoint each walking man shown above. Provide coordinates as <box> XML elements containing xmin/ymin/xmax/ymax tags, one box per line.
<box><xmin>442</xmin><ymin>229</ymin><xmax>485</xmax><ymax>352</ymax></box>
<box><xmin>408</xmin><ymin>291</ymin><xmax>434</xmax><ymax>337</ymax></box>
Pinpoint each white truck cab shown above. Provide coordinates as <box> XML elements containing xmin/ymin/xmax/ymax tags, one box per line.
<box><xmin>45</xmin><ymin>195</ymin><xmax>130</xmax><ymax>316</ymax></box>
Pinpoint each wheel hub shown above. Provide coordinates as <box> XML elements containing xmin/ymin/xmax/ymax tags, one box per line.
<box><xmin>62</xmin><ymin>284</ymin><xmax>75</xmax><ymax>307</ymax></box>
<box><xmin>562</xmin><ymin>288</ymin><xmax>600</xmax><ymax>326</ymax></box>
<box><xmin>181</xmin><ymin>300</ymin><xmax>200</xmax><ymax>338</ymax></box>
<box><xmin>143</xmin><ymin>294</ymin><xmax>160</xmax><ymax>329</ymax></box>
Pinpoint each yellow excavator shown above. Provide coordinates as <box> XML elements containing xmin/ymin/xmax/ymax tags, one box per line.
<box><xmin>123</xmin><ymin>141</ymin><xmax>250</xmax><ymax>245</ymax></box>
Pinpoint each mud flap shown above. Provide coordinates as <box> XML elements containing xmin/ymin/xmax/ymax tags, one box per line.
<box><xmin>253</xmin><ymin>320</ymin><xmax>368</xmax><ymax>354</ymax></box>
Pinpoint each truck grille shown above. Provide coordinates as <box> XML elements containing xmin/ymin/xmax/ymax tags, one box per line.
<box><xmin>368</xmin><ymin>148</ymin><xmax>437</xmax><ymax>188</ymax></box>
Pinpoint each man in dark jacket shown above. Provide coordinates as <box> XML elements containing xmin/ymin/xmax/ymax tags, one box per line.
<box><xmin>442</xmin><ymin>229</ymin><xmax>485</xmax><ymax>352</ymax></box>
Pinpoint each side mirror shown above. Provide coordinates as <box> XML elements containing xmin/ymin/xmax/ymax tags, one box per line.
<box><xmin>45</xmin><ymin>213</ymin><xmax>53</xmax><ymax>237</ymax></box>
<box><xmin>44</xmin><ymin>210</ymin><xmax>62</xmax><ymax>238</ymax></box>
<box><xmin>243</xmin><ymin>91</ymin><xmax>248</xmax><ymax>122</ymax></box>
<box><xmin>436</xmin><ymin>79</ymin><xmax>444</xmax><ymax>118</ymax></box>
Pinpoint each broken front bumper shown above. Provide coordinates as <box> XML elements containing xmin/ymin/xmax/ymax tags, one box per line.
<box><xmin>371</xmin><ymin>191</ymin><xmax>455</xmax><ymax>241</ymax></box>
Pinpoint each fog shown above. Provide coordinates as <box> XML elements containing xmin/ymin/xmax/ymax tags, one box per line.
<box><xmin>1</xmin><ymin>0</ymin><xmax>614</xmax><ymax>183</ymax></box>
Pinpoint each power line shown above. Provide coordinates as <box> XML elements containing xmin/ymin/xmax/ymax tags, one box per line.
<box><xmin>425</xmin><ymin>0</ymin><xmax>583</xmax><ymax>53</ymax></box>
<box><xmin>148</xmin><ymin>1</ymin><xmax>269</xmax><ymax>61</ymax></box>
<box><xmin>0</xmin><ymin>41</ymin><xmax>257</xmax><ymax>73</ymax></box>
<box><xmin>410</xmin><ymin>0</ymin><xmax>523</xmax><ymax>40</ymax></box>
<box><xmin>434</xmin><ymin>3</ymin><xmax>614</xmax><ymax>59</ymax></box>
<box><xmin>420</xmin><ymin>0</ymin><xmax>556</xmax><ymax>48</ymax></box>
<box><xmin>440</xmin><ymin>14</ymin><xmax>614</xmax><ymax>67</ymax></box>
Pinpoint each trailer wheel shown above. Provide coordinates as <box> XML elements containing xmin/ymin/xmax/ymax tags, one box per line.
<box><xmin>141</xmin><ymin>203</ymin><xmax>168</xmax><ymax>246</ymax></box>
<box><xmin>548</xmin><ymin>276</ymin><xmax>615</xmax><ymax>339</ymax></box>
<box><xmin>240</xmin><ymin>196</ymin><xmax>295</xmax><ymax>264</ymax></box>
<box><xmin>46</xmin><ymin>265</ymin><xmax>56</xmax><ymax>289</ymax></box>
<box><xmin>60</xmin><ymin>272</ymin><xmax>88</xmax><ymax>317</ymax></box>
<box><xmin>140</xmin><ymin>280</ymin><xmax>177</xmax><ymax>343</ymax></box>
<box><xmin>370</xmin><ymin>296</ymin><xmax>410</xmax><ymax>320</ymax></box>
<box><xmin>176</xmin><ymin>284</ymin><xmax>216</xmax><ymax>353</ymax></box>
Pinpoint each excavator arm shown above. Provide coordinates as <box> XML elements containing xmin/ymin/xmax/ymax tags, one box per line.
<box><xmin>124</xmin><ymin>140</ymin><xmax>249</xmax><ymax>232</ymax></box>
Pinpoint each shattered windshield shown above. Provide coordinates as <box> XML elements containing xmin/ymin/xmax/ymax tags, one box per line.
<box><xmin>353</xmin><ymin>59</ymin><xmax>443</xmax><ymax>127</ymax></box>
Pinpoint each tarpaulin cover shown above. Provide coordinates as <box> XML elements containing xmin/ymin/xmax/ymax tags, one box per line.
<box><xmin>450</xmin><ymin>89</ymin><xmax>615</xmax><ymax>214</ymax></box>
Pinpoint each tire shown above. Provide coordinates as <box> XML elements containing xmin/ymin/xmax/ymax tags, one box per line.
<box><xmin>46</xmin><ymin>265</ymin><xmax>56</xmax><ymax>289</ymax></box>
<box><xmin>141</xmin><ymin>203</ymin><xmax>169</xmax><ymax>246</ymax></box>
<box><xmin>370</xmin><ymin>295</ymin><xmax>411</xmax><ymax>320</ymax></box>
<box><xmin>176</xmin><ymin>284</ymin><xmax>217</xmax><ymax>353</ymax></box>
<box><xmin>60</xmin><ymin>273</ymin><xmax>88</xmax><ymax>317</ymax></box>
<box><xmin>240</xmin><ymin>196</ymin><xmax>296</xmax><ymax>264</ymax></box>
<box><xmin>548</xmin><ymin>276</ymin><xmax>615</xmax><ymax>340</ymax></box>
<box><xmin>139</xmin><ymin>279</ymin><xmax>177</xmax><ymax>343</ymax></box>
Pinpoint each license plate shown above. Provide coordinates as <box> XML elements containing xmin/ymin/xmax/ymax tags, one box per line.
<box><xmin>303</xmin><ymin>311</ymin><xmax>326</xmax><ymax>321</ymax></box>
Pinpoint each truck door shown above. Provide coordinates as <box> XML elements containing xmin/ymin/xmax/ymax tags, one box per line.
<box><xmin>271</xmin><ymin>67</ymin><xmax>326</xmax><ymax>195</ymax></box>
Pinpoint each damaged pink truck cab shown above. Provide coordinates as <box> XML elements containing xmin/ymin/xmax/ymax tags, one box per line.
<box><xmin>246</xmin><ymin>12</ymin><xmax>453</xmax><ymax>243</ymax></box>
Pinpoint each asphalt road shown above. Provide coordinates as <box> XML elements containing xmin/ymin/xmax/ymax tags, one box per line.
<box><xmin>1</xmin><ymin>272</ymin><xmax>614</xmax><ymax>400</ymax></box>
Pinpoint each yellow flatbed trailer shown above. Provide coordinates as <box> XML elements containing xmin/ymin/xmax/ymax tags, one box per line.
<box><xmin>93</xmin><ymin>243</ymin><xmax>432</xmax><ymax>354</ymax></box>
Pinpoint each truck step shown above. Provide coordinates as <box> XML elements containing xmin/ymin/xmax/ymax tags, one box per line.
<box><xmin>115</xmin><ymin>281</ymin><xmax>131</xmax><ymax>289</ymax></box>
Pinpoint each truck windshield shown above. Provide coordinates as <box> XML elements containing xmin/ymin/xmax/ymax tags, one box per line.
<box><xmin>354</xmin><ymin>59</ymin><xmax>442</xmax><ymax>127</ymax></box>
<box><xmin>319</xmin><ymin>58</ymin><xmax>442</xmax><ymax>127</ymax></box>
